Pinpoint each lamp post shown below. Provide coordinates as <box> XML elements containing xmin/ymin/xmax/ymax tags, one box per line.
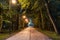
<box><xmin>9</xmin><ymin>0</ymin><xmax>17</xmax><ymax>31</ymax></box>
<box><xmin>22</xmin><ymin>15</ymin><xmax>29</xmax><ymax>23</ymax></box>
<box><xmin>22</xmin><ymin>15</ymin><xmax>29</xmax><ymax>28</ymax></box>
<box><xmin>11</xmin><ymin>0</ymin><xmax>22</xmax><ymax>30</ymax></box>
<box><xmin>22</xmin><ymin>15</ymin><xmax>26</xmax><ymax>28</ymax></box>
<box><xmin>9</xmin><ymin>0</ymin><xmax>17</xmax><ymax>9</ymax></box>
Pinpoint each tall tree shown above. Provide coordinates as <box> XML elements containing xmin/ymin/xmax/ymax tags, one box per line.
<box><xmin>0</xmin><ymin>3</ymin><xmax>3</xmax><ymax>32</ymax></box>
<box><xmin>44</xmin><ymin>0</ymin><xmax>58</xmax><ymax>33</ymax></box>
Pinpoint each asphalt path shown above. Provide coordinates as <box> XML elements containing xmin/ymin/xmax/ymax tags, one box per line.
<box><xmin>6</xmin><ymin>27</ymin><xmax>52</xmax><ymax>40</ymax></box>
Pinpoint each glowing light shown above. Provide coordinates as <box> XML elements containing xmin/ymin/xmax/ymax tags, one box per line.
<box><xmin>25</xmin><ymin>18</ymin><xmax>29</xmax><ymax>23</ymax></box>
<box><xmin>22</xmin><ymin>15</ymin><xmax>26</xmax><ymax>19</ymax></box>
<box><xmin>11</xmin><ymin>0</ymin><xmax>17</xmax><ymax>4</ymax></box>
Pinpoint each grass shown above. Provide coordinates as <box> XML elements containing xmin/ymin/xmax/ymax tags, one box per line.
<box><xmin>37</xmin><ymin>28</ymin><xmax>60</xmax><ymax>40</ymax></box>
<box><xmin>41</xmin><ymin>30</ymin><xmax>60</xmax><ymax>40</ymax></box>
<box><xmin>0</xmin><ymin>29</ymin><xmax>23</xmax><ymax>40</ymax></box>
<box><xmin>0</xmin><ymin>33</ymin><xmax>10</xmax><ymax>40</ymax></box>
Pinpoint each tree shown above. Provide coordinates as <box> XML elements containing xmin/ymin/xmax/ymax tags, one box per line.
<box><xmin>0</xmin><ymin>3</ymin><xmax>3</xmax><ymax>32</ymax></box>
<box><xmin>44</xmin><ymin>0</ymin><xmax>58</xmax><ymax>33</ymax></box>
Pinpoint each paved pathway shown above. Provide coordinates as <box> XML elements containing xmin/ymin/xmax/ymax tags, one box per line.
<box><xmin>6</xmin><ymin>27</ymin><xmax>52</xmax><ymax>40</ymax></box>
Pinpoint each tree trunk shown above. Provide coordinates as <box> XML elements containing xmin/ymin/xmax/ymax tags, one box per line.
<box><xmin>40</xmin><ymin>8</ymin><xmax>45</xmax><ymax>29</ymax></box>
<box><xmin>18</xmin><ymin>14</ymin><xmax>22</xmax><ymax>30</ymax></box>
<box><xmin>0</xmin><ymin>16</ymin><xmax>3</xmax><ymax>32</ymax></box>
<box><xmin>45</xmin><ymin>3</ymin><xmax>58</xmax><ymax>33</ymax></box>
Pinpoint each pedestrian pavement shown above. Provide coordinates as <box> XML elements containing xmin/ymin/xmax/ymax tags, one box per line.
<box><xmin>6</xmin><ymin>27</ymin><xmax>52</xmax><ymax>40</ymax></box>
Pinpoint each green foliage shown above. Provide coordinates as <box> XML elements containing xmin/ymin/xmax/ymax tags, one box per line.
<box><xmin>0</xmin><ymin>0</ymin><xmax>60</xmax><ymax>33</ymax></box>
<box><xmin>18</xmin><ymin>0</ymin><xmax>30</xmax><ymax>9</ymax></box>
<box><xmin>0</xmin><ymin>33</ymin><xmax>9</xmax><ymax>40</ymax></box>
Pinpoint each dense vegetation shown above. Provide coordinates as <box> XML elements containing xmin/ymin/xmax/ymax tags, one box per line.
<box><xmin>0</xmin><ymin>0</ymin><xmax>60</xmax><ymax>34</ymax></box>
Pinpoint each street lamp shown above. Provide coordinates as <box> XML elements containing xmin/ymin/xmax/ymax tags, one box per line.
<box><xmin>22</xmin><ymin>15</ymin><xmax>26</xmax><ymax>19</ymax></box>
<box><xmin>25</xmin><ymin>18</ymin><xmax>29</xmax><ymax>23</ymax></box>
<box><xmin>9</xmin><ymin>0</ymin><xmax>17</xmax><ymax>31</ymax></box>
<box><xmin>22</xmin><ymin>15</ymin><xmax>29</xmax><ymax>23</ymax></box>
<box><xmin>9</xmin><ymin>0</ymin><xmax>17</xmax><ymax>9</ymax></box>
<box><xmin>22</xmin><ymin>15</ymin><xmax>26</xmax><ymax>28</ymax></box>
<box><xmin>22</xmin><ymin>15</ymin><xmax>29</xmax><ymax>28</ymax></box>
<box><xmin>11</xmin><ymin>0</ymin><xmax>17</xmax><ymax>5</ymax></box>
<box><xmin>11</xmin><ymin>0</ymin><xmax>22</xmax><ymax>30</ymax></box>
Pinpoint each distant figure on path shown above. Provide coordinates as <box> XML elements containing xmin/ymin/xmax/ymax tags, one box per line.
<box><xmin>28</xmin><ymin>19</ymin><xmax>34</xmax><ymax>27</ymax></box>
